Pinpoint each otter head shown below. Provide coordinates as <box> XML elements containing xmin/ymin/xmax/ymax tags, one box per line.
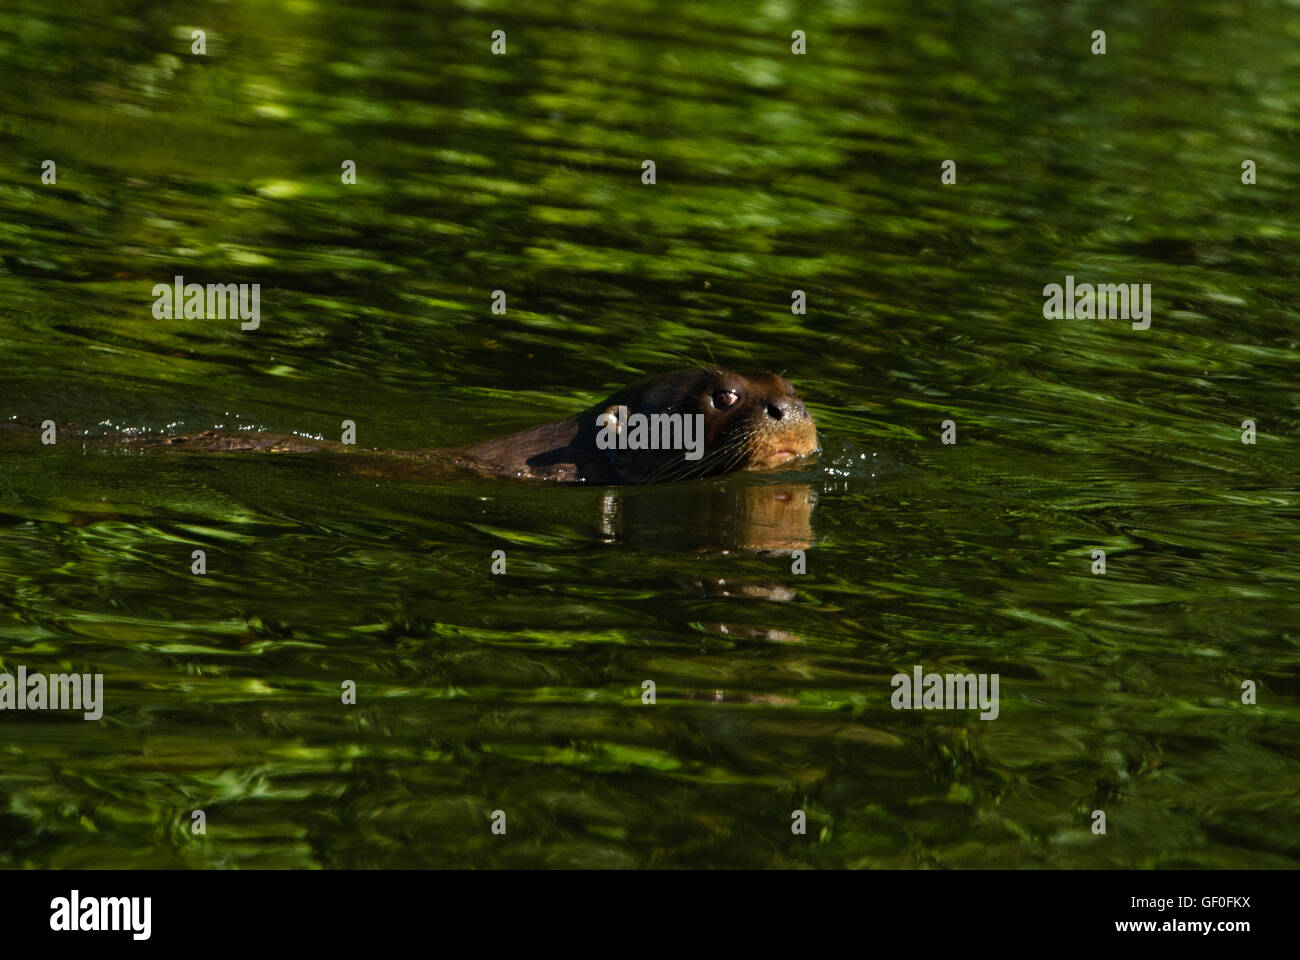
<box><xmin>584</xmin><ymin>368</ymin><xmax>818</xmax><ymax>484</ymax></box>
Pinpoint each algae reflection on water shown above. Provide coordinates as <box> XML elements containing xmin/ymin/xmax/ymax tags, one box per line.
<box><xmin>0</xmin><ymin>0</ymin><xmax>1298</xmax><ymax>868</ymax></box>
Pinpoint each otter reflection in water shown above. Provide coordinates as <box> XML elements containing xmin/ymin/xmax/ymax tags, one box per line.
<box><xmin>133</xmin><ymin>367</ymin><xmax>820</xmax><ymax>486</ymax></box>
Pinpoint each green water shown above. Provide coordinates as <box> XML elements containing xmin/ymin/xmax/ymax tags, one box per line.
<box><xmin>1</xmin><ymin>0</ymin><xmax>1298</xmax><ymax>868</ymax></box>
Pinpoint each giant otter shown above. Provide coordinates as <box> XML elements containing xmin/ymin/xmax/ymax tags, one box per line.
<box><xmin>37</xmin><ymin>368</ymin><xmax>818</xmax><ymax>485</ymax></box>
<box><xmin>451</xmin><ymin>367</ymin><xmax>818</xmax><ymax>483</ymax></box>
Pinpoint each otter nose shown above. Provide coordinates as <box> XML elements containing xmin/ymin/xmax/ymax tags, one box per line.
<box><xmin>765</xmin><ymin>397</ymin><xmax>804</xmax><ymax>421</ymax></box>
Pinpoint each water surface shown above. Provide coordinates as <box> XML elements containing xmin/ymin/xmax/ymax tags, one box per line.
<box><xmin>1</xmin><ymin>0</ymin><xmax>1298</xmax><ymax>868</ymax></box>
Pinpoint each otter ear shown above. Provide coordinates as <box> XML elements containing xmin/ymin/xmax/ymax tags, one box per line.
<box><xmin>594</xmin><ymin>403</ymin><xmax>624</xmax><ymax>453</ymax></box>
<box><xmin>599</xmin><ymin>404</ymin><xmax>624</xmax><ymax>435</ymax></box>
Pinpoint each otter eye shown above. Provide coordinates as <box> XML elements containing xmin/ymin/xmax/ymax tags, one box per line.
<box><xmin>712</xmin><ymin>389</ymin><xmax>739</xmax><ymax>409</ymax></box>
